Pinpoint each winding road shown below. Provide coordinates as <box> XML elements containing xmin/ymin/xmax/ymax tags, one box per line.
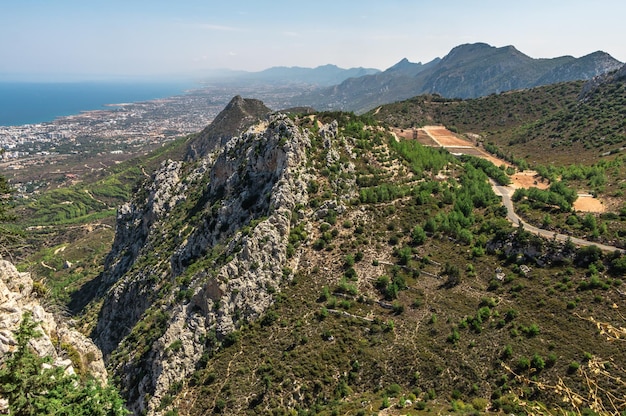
<box><xmin>492</xmin><ymin>182</ymin><xmax>623</xmax><ymax>253</ymax></box>
<box><xmin>418</xmin><ymin>125</ymin><xmax>623</xmax><ymax>253</ymax></box>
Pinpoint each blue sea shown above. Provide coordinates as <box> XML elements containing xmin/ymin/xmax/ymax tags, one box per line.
<box><xmin>0</xmin><ymin>81</ymin><xmax>193</xmax><ymax>127</ymax></box>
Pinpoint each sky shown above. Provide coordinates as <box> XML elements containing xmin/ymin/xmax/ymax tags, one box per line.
<box><xmin>1</xmin><ymin>0</ymin><xmax>625</xmax><ymax>81</ymax></box>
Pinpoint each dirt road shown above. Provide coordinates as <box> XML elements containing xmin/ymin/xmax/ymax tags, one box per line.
<box><xmin>420</xmin><ymin>126</ymin><xmax>604</xmax><ymax>213</ymax></box>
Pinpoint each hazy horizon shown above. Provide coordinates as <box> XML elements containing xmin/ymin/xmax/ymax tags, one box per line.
<box><xmin>2</xmin><ymin>0</ymin><xmax>626</xmax><ymax>82</ymax></box>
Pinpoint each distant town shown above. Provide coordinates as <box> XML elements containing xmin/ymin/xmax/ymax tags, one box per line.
<box><xmin>3</xmin><ymin>83</ymin><xmax>306</xmax><ymax>157</ymax></box>
<box><xmin>0</xmin><ymin>90</ymin><xmax>223</xmax><ymax>162</ymax></box>
<box><xmin>0</xmin><ymin>84</ymin><xmax>309</xmax><ymax>197</ymax></box>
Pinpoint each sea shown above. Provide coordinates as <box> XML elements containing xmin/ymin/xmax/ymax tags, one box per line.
<box><xmin>0</xmin><ymin>81</ymin><xmax>194</xmax><ymax>127</ymax></box>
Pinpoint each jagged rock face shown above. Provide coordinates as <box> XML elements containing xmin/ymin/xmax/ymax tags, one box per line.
<box><xmin>0</xmin><ymin>260</ymin><xmax>107</xmax><ymax>382</ymax></box>
<box><xmin>92</xmin><ymin>159</ymin><xmax>189</xmax><ymax>356</ymax></box>
<box><xmin>535</xmin><ymin>51</ymin><xmax>623</xmax><ymax>86</ymax></box>
<box><xmin>185</xmin><ymin>95</ymin><xmax>271</xmax><ymax>160</ymax></box>
<box><xmin>296</xmin><ymin>42</ymin><xmax>623</xmax><ymax>111</ymax></box>
<box><xmin>92</xmin><ymin>111</ymin><xmax>311</xmax><ymax>415</ymax></box>
<box><xmin>579</xmin><ymin>62</ymin><xmax>626</xmax><ymax>100</ymax></box>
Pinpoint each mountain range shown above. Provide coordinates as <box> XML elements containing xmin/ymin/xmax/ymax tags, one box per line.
<box><xmin>195</xmin><ymin>42</ymin><xmax>622</xmax><ymax>114</ymax></box>
<box><xmin>286</xmin><ymin>42</ymin><xmax>623</xmax><ymax>112</ymax></box>
<box><xmin>199</xmin><ymin>64</ymin><xmax>380</xmax><ymax>87</ymax></box>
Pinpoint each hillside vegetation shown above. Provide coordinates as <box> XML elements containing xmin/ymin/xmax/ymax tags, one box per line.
<box><xmin>370</xmin><ymin>77</ymin><xmax>626</xmax><ymax>165</ymax></box>
<box><xmin>13</xmin><ymin>137</ymin><xmax>188</xmax><ymax>308</ymax></box>
<box><xmin>8</xmin><ymin>81</ymin><xmax>626</xmax><ymax>416</ymax></box>
<box><xmin>370</xmin><ymin>74</ymin><xmax>626</xmax><ymax>252</ymax></box>
<box><xmin>167</xmin><ymin>112</ymin><xmax>626</xmax><ymax>415</ymax></box>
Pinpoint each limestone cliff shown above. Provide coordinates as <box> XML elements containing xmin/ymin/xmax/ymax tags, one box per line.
<box><xmin>0</xmin><ymin>260</ymin><xmax>107</xmax><ymax>382</ymax></box>
<box><xmin>91</xmin><ymin>105</ymin><xmax>311</xmax><ymax>414</ymax></box>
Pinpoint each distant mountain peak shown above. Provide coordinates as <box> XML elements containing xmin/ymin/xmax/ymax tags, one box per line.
<box><xmin>452</xmin><ymin>42</ymin><xmax>493</xmax><ymax>50</ymax></box>
<box><xmin>388</xmin><ymin>58</ymin><xmax>415</xmax><ymax>69</ymax></box>
<box><xmin>442</xmin><ymin>43</ymin><xmax>528</xmax><ymax>64</ymax></box>
<box><xmin>186</xmin><ymin>96</ymin><xmax>271</xmax><ymax>160</ymax></box>
<box><xmin>316</xmin><ymin>63</ymin><xmax>340</xmax><ymax>69</ymax></box>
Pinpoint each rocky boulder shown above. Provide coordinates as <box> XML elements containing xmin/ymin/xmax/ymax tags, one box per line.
<box><xmin>0</xmin><ymin>260</ymin><xmax>107</xmax><ymax>382</ymax></box>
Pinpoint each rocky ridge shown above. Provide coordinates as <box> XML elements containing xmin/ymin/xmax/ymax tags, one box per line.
<box><xmin>91</xmin><ymin>106</ymin><xmax>313</xmax><ymax>414</ymax></box>
<box><xmin>185</xmin><ymin>95</ymin><xmax>271</xmax><ymax>160</ymax></box>
<box><xmin>295</xmin><ymin>42</ymin><xmax>623</xmax><ymax>112</ymax></box>
<box><xmin>579</xmin><ymin>61</ymin><xmax>626</xmax><ymax>100</ymax></box>
<box><xmin>0</xmin><ymin>260</ymin><xmax>107</xmax><ymax>382</ymax></box>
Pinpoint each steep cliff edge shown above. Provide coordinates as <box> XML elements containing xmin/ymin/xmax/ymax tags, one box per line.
<box><xmin>0</xmin><ymin>260</ymin><xmax>107</xmax><ymax>382</ymax></box>
<box><xmin>91</xmin><ymin>106</ymin><xmax>311</xmax><ymax>414</ymax></box>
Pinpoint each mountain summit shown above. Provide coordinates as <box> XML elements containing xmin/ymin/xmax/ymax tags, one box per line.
<box><xmin>295</xmin><ymin>42</ymin><xmax>623</xmax><ymax>112</ymax></box>
<box><xmin>186</xmin><ymin>95</ymin><xmax>271</xmax><ymax>160</ymax></box>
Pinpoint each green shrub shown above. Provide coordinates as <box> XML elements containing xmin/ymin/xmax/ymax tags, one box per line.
<box><xmin>386</xmin><ymin>383</ymin><xmax>402</xmax><ymax>397</ymax></box>
<box><xmin>568</xmin><ymin>361</ymin><xmax>580</xmax><ymax>373</ymax></box>
<box><xmin>168</xmin><ymin>339</ymin><xmax>183</xmax><ymax>353</ymax></box>
<box><xmin>517</xmin><ymin>357</ymin><xmax>530</xmax><ymax>371</ymax></box>
<box><xmin>392</xmin><ymin>301</ymin><xmax>405</xmax><ymax>315</ymax></box>
<box><xmin>531</xmin><ymin>353</ymin><xmax>545</xmax><ymax>371</ymax></box>
<box><xmin>501</xmin><ymin>344</ymin><xmax>513</xmax><ymax>359</ymax></box>
<box><xmin>0</xmin><ymin>313</ymin><xmax>128</xmax><ymax>415</ymax></box>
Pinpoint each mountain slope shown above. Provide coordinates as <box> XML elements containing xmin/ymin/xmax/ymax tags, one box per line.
<box><xmin>91</xmin><ymin>110</ymin><xmax>310</xmax><ymax>414</ymax></box>
<box><xmin>534</xmin><ymin>51</ymin><xmax>622</xmax><ymax>86</ymax></box>
<box><xmin>296</xmin><ymin>42</ymin><xmax>623</xmax><ymax>112</ymax></box>
<box><xmin>74</xmin><ymin>99</ymin><xmax>626</xmax><ymax>415</ymax></box>
<box><xmin>185</xmin><ymin>95</ymin><xmax>271</xmax><ymax>160</ymax></box>
<box><xmin>370</xmin><ymin>70</ymin><xmax>626</xmax><ymax>166</ymax></box>
<box><xmin>298</xmin><ymin>57</ymin><xmax>441</xmax><ymax>112</ymax></box>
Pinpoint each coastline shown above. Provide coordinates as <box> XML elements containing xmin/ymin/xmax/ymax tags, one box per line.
<box><xmin>0</xmin><ymin>81</ymin><xmax>193</xmax><ymax>127</ymax></box>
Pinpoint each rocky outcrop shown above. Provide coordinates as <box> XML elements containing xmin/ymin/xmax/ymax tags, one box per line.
<box><xmin>0</xmin><ymin>260</ymin><xmax>107</xmax><ymax>382</ymax></box>
<box><xmin>579</xmin><ymin>62</ymin><xmax>626</xmax><ymax>100</ymax></box>
<box><xmin>535</xmin><ymin>51</ymin><xmax>623</xmax><ymax>87</ymax></box>
<box><xmin>185</xmin><ymin>95</ymin><xmax>271</xmax><ymax>160</ymax></box>
<box><xmin>92</xmin><ymin>104</ymin><xmax>311</xmax><ymax>414</ymax></box>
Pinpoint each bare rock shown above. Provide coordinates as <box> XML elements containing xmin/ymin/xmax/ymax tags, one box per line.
<box><xmin>0</xmin><ymin>260</ymin><xmax>107</xmax><ymax>383</ymax></box>
<box><xmin>92</xmin><ymin>109</ymin><xmax>312</xmax><ymax>414</ymax></box>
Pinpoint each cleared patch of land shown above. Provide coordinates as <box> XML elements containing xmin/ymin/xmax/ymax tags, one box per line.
<box><xmin>510</xmin><ymin>171</ymin><xmax>549</xmax><ymax>190</ymax></box>
<box><xmin>573</xmin><ymin>195</ymin><xmax>606</xmax><ymax>212</ymax></box>
<box><xmin>419</xmin><ymin>125</ymin><xmax>605</xmax><ymax>213</ymax></box>
<box><xmin>422</xmin><ymin>125</ymin><xmax>513</xmax><ymax>168</ymax></box>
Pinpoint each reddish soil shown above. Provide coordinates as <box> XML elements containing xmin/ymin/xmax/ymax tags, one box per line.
<box><xmin>510</xmin><ymin>171</ymin><xmax>549</xmax><ymax>190</ymax></box>
<box><xmin>390</xmin><ymin>127</ymin><xmax>437</xmax><ymax>146</ymax></box>
<box><xmin>423</xmin><ymin>126</ymin><xmax>472</xmax><ymax>147</ymax></box>
<box><xmin>422</xmin><ymin>126</ymin><xmax>513</xmax><ymax>168</ymax></box>
<box><xmin>574</xmin><ymin>196</ymin><xmax>606</xmax><ymax>213</ymax></box>
<box><xmin>412</xmin><ymin>126</ymin><xmax>606</xmax><ymax>213</ymax></box>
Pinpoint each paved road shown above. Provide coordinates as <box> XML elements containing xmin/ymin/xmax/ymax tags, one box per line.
<box><xmin>419</xmin><ymin>125</ymin><xmax>623</xmax><ymax>254</ymax></box>
<box><xmin>491</xmin><ymin>181</ymin><xmax>624</xmax><ymax>253</ymax></box>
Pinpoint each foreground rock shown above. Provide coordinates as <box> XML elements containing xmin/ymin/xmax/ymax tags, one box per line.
<box><xmin>0</xmin><ymin>260</ymin><xmax>107</xmax><ymax>382</ymax></box>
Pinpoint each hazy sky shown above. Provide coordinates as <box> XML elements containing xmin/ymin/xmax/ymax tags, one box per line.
<box><xmin>2</xmin><ymin>0</ymin><xmax>625</xmax><ymax>81</ymax></box>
